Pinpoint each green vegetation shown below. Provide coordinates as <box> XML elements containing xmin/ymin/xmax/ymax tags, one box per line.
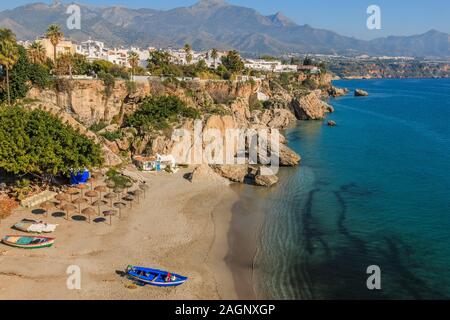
<box><xmin>105</xmin><ymin>167</ymin><xmax>132</xmax><ymax>189</ymax></box>
<box><xmin>0</xmin><ymin>46</ymin><xmax>53</xmax><ymax>103</ymax></box>
<box><xmin>124</xmin><ymin>95</ymin><xmax>199</xmax><ymax>133</ymax></box>
<box><xmin>221</xmin><ymin>50</ymin><xmax>244</xmax><ymax>73</ymax></box>
<box><xmin>89</xmin><ymin>121</ymin><xmax>108</xmax><ymax>133</ymax></box>
<box><xmin>0</xmin><ymin>106</ymin><xmax>103</xmax><ymax>178</ymax></box>
<box><xmin>0</xmin><ymin>28</ymin><xmax>20</xmax><ymax>105</ymax></box>
<box><xmin>99</xmin><ymin>130</ymin><xmax>124</xmax><ymax>142</ymax></box>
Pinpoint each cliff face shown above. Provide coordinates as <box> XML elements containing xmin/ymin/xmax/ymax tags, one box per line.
<box><xmin>27</xmin><ymin>80</ymin><xmax>152</xmax><ymax>125</ymax></box>
<box><xmin>26</xmin><ymin>73</ymin><xmax>336</xmax><ymax>180</ymax></box>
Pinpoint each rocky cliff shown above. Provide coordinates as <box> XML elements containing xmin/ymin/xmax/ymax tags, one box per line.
<box><xmin>26</xmin><ymin>73</ymin><xmax>337</xmax><ymax>185</ymax></box>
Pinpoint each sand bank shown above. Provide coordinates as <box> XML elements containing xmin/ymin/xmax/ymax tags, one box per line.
<box><xmin>0</xmin><ymin>168</ymin><xmax>239</xmax><ymax>300</ymax></box>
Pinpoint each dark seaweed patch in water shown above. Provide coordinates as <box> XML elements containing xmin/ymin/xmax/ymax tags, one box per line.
<box><xmin>301</xmin><ymin>188</ymin><xmax>330</xmax><ymax>257</ymax></box>
<box><xmin>297</xmin><ymin>183</ymin><xmax>446</xmax><ymax>299</ymax></box>
<box><xmin>378</xmin><ymin>236</ymin><xmax>446</xmax><ymax>299</ymax></box>
<box><xmin>334</xmin><ymin>189</ymin><xmax>367</xmax><ymax>255</ymax></box>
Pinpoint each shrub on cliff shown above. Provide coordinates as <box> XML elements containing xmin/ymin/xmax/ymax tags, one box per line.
<box><xmin>124</xmin><ymin>95</ymin><xmax>199</xmax><ymax>133</ymax></box>
<box><xmin>0</xmin><ymin>106</ymin><xmax>103</xmax><ymax>179</ymax></box>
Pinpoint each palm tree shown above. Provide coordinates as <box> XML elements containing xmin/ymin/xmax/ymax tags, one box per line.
<box><xmin>211</xmin><ymin>48</ymin><xmax>218</xmax><ymax>68</ymax></box>
<box><xmin>45</xmin><ymin>24</ymin><xmax>64</xmax><ymax>62</ymax></box>
<box><xmin>27</xmin><ymin>41</ymin><xmax>47</xmax><ymax>64</ymax></box>
<box><xmin>0</xmin><ymin>28</ymin><xmax>19</xmax><ymax>106</ymax></box>
<box><xmin>128</xmin><ymin>51</ymin><xmax>139</xmax><ymax>79</ymax></box>
<box><xmin>184</xmin><ymin>43</ymin><xmax>192</xmax><ymax>64</ymax></box>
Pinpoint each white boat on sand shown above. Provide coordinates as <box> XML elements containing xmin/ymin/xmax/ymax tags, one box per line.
<box><xmin>13</xmin><ymin>219</ymin><xmax>57</xmax><ymax>233</ymax></box>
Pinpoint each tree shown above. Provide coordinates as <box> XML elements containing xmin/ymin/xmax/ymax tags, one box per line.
<box><xmin>221</xmin><ymin>50</ymin><xmax>244</xmax><ymax>73</ymax></box>
<box><xmin>0</xmin><ymin>105</ymin><xmax>103</xmax><ymax>179</ymax></box>
<box><xmin>124</xmin><ymin>95</ymin><xmax>199</xmax><ymax>133</ymax></box>
<box><xmin>27</xmin><ymin>41</ymin><xmax>47</xmax><ymax>65</ymax></box>
<box><xmin>184</xmin><ymin>43</ymin><xmax>192</xmax><ymax>64</ymax></box>
<box><xmin>45</xmin><ymin>24</ymin><xmax>64</xmax><ymax>62</ymax></box>
<box><xmin>128</xmin><ymin>51</ymin><xmax>140</xmax><ymax>77</ymax></box>
<box><xmin>147</xmin><ymin>51</ymin><xmax>181</xmax><ymax>76</ymax></box>
<box><xmin>211</xmin><ymin>48</ymin><xmax>218</xmax><ymax>68</ymax></box>
<box><xmin>0</xmin><ymin>28</ymin><xmax>19</xmax><ymax>106</ymax></box>
<box><xmin>55</xmin><ymin>52</ymin><xmax>74</xmax><ymax>78</ymax></box>
<box><xmin>303</xmin><ymin>55</ymin><xmax>313</xmax><ymax>66</ymax></box>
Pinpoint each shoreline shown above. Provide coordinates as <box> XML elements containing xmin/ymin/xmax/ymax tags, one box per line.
<box><xmin>0</xmin><ymin>167</ymin><xmax>240</xmax><ymax>300</ymax></box>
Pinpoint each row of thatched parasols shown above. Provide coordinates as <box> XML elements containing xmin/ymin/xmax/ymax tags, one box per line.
<box><xmin>39</xmin><ymin>180</ymin><xmax>149</xmax><ymax>226</ymax></box>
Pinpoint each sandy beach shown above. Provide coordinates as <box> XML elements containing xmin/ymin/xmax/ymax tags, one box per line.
<box><xmin>0</xmin><ymin>167</ymin><xmax>240</xmax><ymax>300</ymax></box>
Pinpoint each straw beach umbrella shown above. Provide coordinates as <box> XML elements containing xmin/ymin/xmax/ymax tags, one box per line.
<box><xmin>113</xmin><ymin>202</ymin><xmax>126</xmax><ymax>218</ymax></box>
<box><xmin>94</xmin><ymin>185</ymin><xmax>108</xmax><ymax>199</ymax></box>
<box><xmin>85</xmin><ymin>190</ymin><xmax>99</xmax><ymax>205</ymax></box>
<box><xmin>55</xmin><ymin>193</ymin><xmax>69</xmax><ymax>209</ymax></box>
<box><xmin>139</xmin><ymin>183</ymin><xmax>149</xmax><ymax>198</ymax></box>
<box><xmin>76</xmin><ymin>183</ymin><xmax>88</xmax><ymax>196</ymax></box>
<box><xmin>104</xmin><ymin>193</ymin><xmax>117</xmax><ymax>207</ymax></box>
<box><xmin>114</xmin><ymin>187</ymin><xmax>124</xmax><ymax>199</ymax></box>
<box><xmin>106</xmin><ymin>180</ymin><xmax>115</xmax><ymax>190</ymax></box>
<box><xmin>62</xmin><ymin>204</ymin><xmax>77</xmax><ymax>220</ymax></box>
<box><xmin>124</xmin><ymin>194</ymin><xmax>134</xmax><ymax>208</ymax></box>
<box><xmin>92</xmin><ymin>199</ymin><xmax>107</xmax><ymax>215</ymax></box>
<box><xmin>124</xmin><ymin>180</ymin><xmax>133</xmax><ymax>194</ymax></box>
<box><xmin>82</xmin><ymin>207</ymin><xmax>96</xmax><ymax>223</ymax></box>
<box><xmin>66</xmin><ymin>187</ymin><xmax>79</xmax><ymax>201</ymax></box>
<box><xmin>40</xmin><ymin>201</ymin><xmax>55</xmax><ymax>217</ymax></box>
<box><xmin>103</xmin><ymin>210</ymin><xmax>117</xmax><ymax>226</ymax></box>
<box><xmin>72</xmin><ymin>197</ymin><xmax>88</xmax><ymax>214</ymax></box>
<box><xmin>133</xmin><ymin>189</ymin><xmax>143</xmax><ymax>204</ymax></box>
<box><xmin>87</xmin><ymin>178</ymin><xmax>96</xmax><ymax>190</ymax></box>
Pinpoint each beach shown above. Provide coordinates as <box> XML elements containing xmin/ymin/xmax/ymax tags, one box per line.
<box><xmin>0</xmin><ymin>167</ymin><xmax>240</xmax><ymax>300</ymax></box>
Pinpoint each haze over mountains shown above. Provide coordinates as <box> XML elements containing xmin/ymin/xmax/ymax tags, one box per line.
<box><xmin>0</xmin><ymin>0</ymin><xmax>449</xmax><ymax>57</ymax></box>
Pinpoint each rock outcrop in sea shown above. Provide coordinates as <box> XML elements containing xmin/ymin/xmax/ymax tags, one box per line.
<box><xmin>291</xmin><ymin>91</ymin><xmax>334</xmax><ymax>120</ymax></box>
<box><xmin>355</xmin><ymin>89</ymin><xmax>369</xmax><ymax>96</ymax></box>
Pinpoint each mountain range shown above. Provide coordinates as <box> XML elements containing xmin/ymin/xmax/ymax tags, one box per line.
<box><xmin>0</xmin><ymin>0</ymin><xmax>449</xmax><ymax>58</ymax></box>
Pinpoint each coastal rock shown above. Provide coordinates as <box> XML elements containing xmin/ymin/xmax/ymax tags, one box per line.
<box><xmin>355</xmin><ymin>89</ymin><xmax>369</xmax><ymax>97</ymax></box>
<box><xmin>212</xmin><ymin>164</ymin><xmax>248</xmax><ymax>183</ymax></box>
<box><xmin>328</xmin><ymin>86</ymin><xmax>349</xmax><ymax>97</ymax></box>
<box><xmin>291</xmin><ymin>92</ymin><xmax>333</xmax><ymax>120</ymax></box>
<box><xmin>115</xmin><ymin>137</ymin><xmax>130</xmax><ymax>151</ymax></box>
<box><xmin>279</xmin><ymin>143</ymin><xmax>301</xmax><ymax>166</ymax></box>
<box><xmin>255</xmin><ymin>167</ymin><xmax>279</xmax><ymax>187</ymax></box>
<box><xmin>327</xmin><ymin>120</ymin><xmax>337</xmax><ymax>127</ymax></box>
<box><xmin>104</xmin><ymin>140</ymin><xmax>120</xmax><ymax>155</ymax></box>
<box><xmin>256</xmin><ymin>108</ymin><xmax>296</xmax><ymax>129</ymax></box>
<box><xmin>101</xmin><ymin>145</ymin><xmax>123</xmax><ymax>166</ymax></box>
<box><xmin>190</xmin><ymin>164</ymin><xmax>230</xmax><ymax>185</ymax></box>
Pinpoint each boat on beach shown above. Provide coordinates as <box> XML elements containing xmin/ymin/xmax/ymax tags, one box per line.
<box><xmin>13</xmin><ymin>219</ymin><xmax>57</xmax><ymax>233</ymax></box>
<box><xmin>125</xmin><ymin>265</ymin><xmax>188</xmax><ymax>287</ymax></box>
<box><xmin>1</xmin><ymin>235</ymin><xmax>55</xmax><ymax>249</ymax></box>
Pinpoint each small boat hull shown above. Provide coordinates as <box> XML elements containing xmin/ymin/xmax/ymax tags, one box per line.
<box><xmin>126</xmin><ymin>265</ymin><xmax>188</xmax><ymax>287</ymax></box>
<box><xmin>2</xmin><ymin>235</ymin><xmax>55</xmax><ymax>249</ymax></box>
<box><xmin>14</xmin><ymin>219</ymin><xmax>57</xmax><ymax>234</ymax></box>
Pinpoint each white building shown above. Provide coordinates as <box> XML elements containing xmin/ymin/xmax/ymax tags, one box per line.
<box><xmin>76</xmin><ymin>39</ymin><xmax>106</xmax><ymax>61</ymax></box>
<box><xmin>164</xmin><ymin>48</ymin><xmax>224</xmax><ymax>69</ymax></box>
<box><xmin>244</xmin><ymin>59</ymin><xmax>298</xmax><ymax>73</ymax></box>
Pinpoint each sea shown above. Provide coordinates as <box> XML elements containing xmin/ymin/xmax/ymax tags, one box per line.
<box><xmin>232</xmin><ymin>78</ymin><xmax>450</xmax><ymax>299</ymax></box>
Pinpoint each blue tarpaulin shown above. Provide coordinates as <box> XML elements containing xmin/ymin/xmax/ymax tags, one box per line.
<box><xmin>70</xmin><ymin>169</ymin><xmax>90</xmax><ymax>185</ymax></box>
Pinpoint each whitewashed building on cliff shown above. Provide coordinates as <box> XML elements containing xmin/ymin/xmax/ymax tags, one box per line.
<box><xmin>244</xmin><ymin>59</ymin><xmax>298</xmax><ymax>73</ymax></box>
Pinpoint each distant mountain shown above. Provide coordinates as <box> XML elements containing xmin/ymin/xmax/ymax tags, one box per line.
<box><xmin>0</xmin><ymin>0</ymin><xmax>448</xmax><ymax>58</ymax></box>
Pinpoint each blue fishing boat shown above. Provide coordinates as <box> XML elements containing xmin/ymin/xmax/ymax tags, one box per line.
<box><xmin>125</xmin><ymin>265</ymin><xmax>188</xmax><ymax>287</ymax></box>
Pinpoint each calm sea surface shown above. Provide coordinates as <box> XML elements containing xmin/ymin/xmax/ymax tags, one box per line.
<box><xmin>236</xmin><ymin>78</ymin><xmax>450</xmax><ymax>299</ymax></box>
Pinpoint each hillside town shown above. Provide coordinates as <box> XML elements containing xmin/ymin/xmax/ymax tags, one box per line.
<box><xmin>18</xmin><ymin>36</ymin><xmax>319</xmax><ymax>75</ymax></box>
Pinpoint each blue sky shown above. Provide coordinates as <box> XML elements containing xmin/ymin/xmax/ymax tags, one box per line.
<box><xmin>1</xmin><ymin>0</ymin><xmax>448</xmax><ymax>39</ymax></box>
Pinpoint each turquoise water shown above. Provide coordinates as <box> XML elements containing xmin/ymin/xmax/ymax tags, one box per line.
<box><xmin>250</xmin><ymin>78</ymin><xmax>450</xmax><ymax>299</ymax></box>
